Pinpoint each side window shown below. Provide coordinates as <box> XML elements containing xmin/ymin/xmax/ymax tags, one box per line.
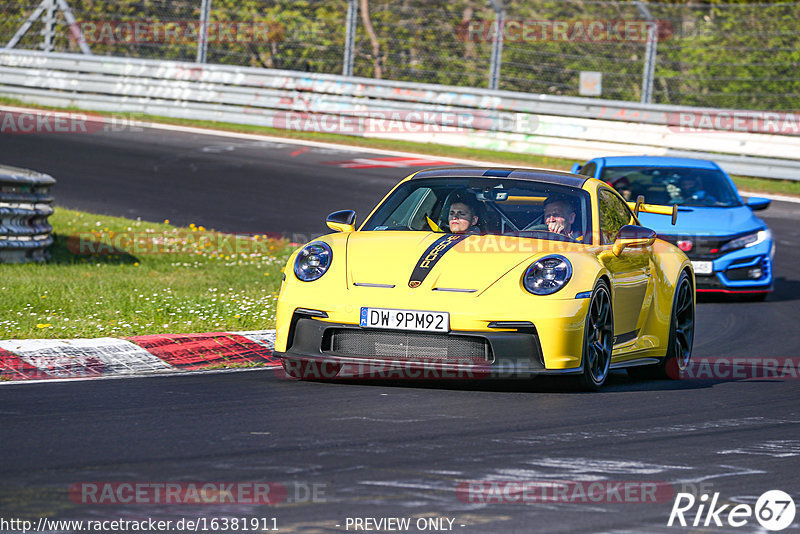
<box><xmin>579</xmin><ymin>162</ymin><xmax>597</xmax><ymax>178</ymax></box>
<box><xmin>383</xmin><ymin>187</ymin><xmax>432</xmax><ymax>228</ymax></box>
<box><xmin>409</xmin><ymin>189</ymin><xmax>438</xmax><ymax>230</ymax></box>
<box><xmin>598</xmin><ymin>189</ymin><xmax>634</xmax><ymax>245</ymax></box>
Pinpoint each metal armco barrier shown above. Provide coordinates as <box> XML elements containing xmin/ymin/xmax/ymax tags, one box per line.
<box><xmin>1</xmin><ymin>50</ymin><xmax>799</xmax><ymax>181</ymax></box>
<box><xmin>0</xmin><ymin>164</ymin><xmax>55</xmax><ymax>263</ymax></box>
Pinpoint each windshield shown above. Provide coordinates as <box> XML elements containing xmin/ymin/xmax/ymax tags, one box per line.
<box><xmin>361</xmin><ymin>177</ymin><xmax>593</xmax><ymax>244</ymax></box>
<box><xmin>600</xmin><ymin>166</ymin><xmax>741</xmax><ymax>208</ymax></box>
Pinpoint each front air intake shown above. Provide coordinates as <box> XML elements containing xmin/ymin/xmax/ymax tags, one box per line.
<box><xmin>324</xmin><ymin>329</ymin><xmax>492</xmax><ymax>364</ymax></box>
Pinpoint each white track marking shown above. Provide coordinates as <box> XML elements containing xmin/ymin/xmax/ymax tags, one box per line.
<box><xmin>0</xmin><ymin>337</ymin><xmax>173</xmax><ymax>377</ymax></box>
<box><xmin>233</xmin><ymin>330</ymin><xmax>276</xmax><ymax>350</ymax></box>
<box><xmin>718</xmin><ymin>440</ymin><xmax>800</xmax><ymax>458</ymax></box>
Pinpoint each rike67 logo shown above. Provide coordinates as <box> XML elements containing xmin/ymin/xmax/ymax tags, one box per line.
<box><xmin>668</xmin><ymin>490</ymin><xmax>796</xmax><ymax>531</ymax></box>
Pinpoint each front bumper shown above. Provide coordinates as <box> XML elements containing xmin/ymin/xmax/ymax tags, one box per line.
<box><xmin>276</xmin><ymin>316</ymin><xmax>583</xmax><ymax>379</ymax></box>
<box><xmin>694</xmin><ymin>252</ymin><xmax>773</xmax><ymax>293</ymax></box>
<box><xmin>669</xmin><ymin>238</ymin><xmax>775</xmax><ymax>293</ymax></box>
<box><xmin>695</xmin><ymin>256</ymin><xmax>773</xmax><ymax>294</ymax></box>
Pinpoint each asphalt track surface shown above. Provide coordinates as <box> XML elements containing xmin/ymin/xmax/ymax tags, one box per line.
<box><xmin>0</xmin><ymin>126</ymin><xmax>406</xmax><ymax>239</ymax></box>
<box><xmin>2</xmin><ymin>127</ymin><xmax>800</xmax><ymax>533</ymax></box>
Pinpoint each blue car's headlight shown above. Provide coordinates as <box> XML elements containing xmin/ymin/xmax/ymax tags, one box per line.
<box><xmin>719</xmin><ymin>229</ymin><xmax>771</xmax><ymax>253</ymax></box>
<box><xmin>294</xmin><ymin>242</ymin><xmax>332</xmax><ymax>282</ymax></box>
<box><xmin>523</xmin><ymin>255</ymin><xmax>572</xmax><ymax>295</ymax></box>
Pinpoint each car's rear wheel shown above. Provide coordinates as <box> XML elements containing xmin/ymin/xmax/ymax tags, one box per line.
<box><xmin>628</xmin><ymin>270</ymin><xmax>694</xmax><ymax>380</ymax></box>
<box><xmin>578</xmin><ymin>281</ymin><xmax>613</xmax><ymax>391</ymax></box>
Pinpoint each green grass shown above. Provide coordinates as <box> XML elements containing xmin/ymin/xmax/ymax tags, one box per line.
<box><xmin>727</xmin><ymin>175</ymin><xmax>800</xmax><ymax>197</ymax></box>
<box><xmin>3</xmin><ymin>95</ymin><xmax>796</xmax><ymax>197</ymax></box>
<box><xmin>0</xmin><ymin>208</ymin><xmax>295</xmax><ymax>339</ymax></box>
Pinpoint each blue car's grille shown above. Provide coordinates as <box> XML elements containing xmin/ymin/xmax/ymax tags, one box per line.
<box><xmin>658</xmin><ymin>232</ymin><xmax>752</xmax><ymax>260</ymax></box>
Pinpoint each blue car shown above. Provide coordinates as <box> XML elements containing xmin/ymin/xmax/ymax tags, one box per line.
<box><xmin>571</xmin><ymin>156</ymin><xmax>775</xmax><ymax>299</ymax></box>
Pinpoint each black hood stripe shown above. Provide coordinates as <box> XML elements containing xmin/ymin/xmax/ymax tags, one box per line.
<box><xmin>408</xmin><ymin>234</ymin><xmax>468</xmax><ymax>288</ymax></box>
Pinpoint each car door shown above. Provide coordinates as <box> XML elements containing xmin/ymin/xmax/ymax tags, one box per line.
<box><xmin>597</xmin><ymin>188</ymin><xmax>653</xmax><ymax>347</ymax></box>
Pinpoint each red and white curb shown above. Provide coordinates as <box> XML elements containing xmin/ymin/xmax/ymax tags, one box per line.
<box><xmin>0</xmin><ymin>330</ymin><xmax>277</xmax><ymax>382</ymax></box>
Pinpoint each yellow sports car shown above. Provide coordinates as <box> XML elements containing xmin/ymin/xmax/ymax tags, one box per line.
<box><xmin>274</xmin><ymin>168</ymin><xmax>695</xmax><ymax>389</ymax></box>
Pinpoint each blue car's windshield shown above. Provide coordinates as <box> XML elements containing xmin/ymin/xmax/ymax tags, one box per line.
<box><xmin>600</xmin><ymin>166</ymin><xmax>741</xmax><ymax>208</ymax></box>
<box><xmin>361</xmin><ymin>177</ymin><xmax>593</xmax><ymax>244</ymax></box>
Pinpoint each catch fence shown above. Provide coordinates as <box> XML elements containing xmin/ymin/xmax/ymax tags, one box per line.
<box><xmin>2</xmin><ymin>0</ymin><xmax>799</xmax><ymax>111</ymax></box>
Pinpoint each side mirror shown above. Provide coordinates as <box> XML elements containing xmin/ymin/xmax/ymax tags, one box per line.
<box><xmin>326</xmin><ymin>210</ymin><xmax>356</xmax><ymax>233</ymax></box>
<box><xmin>570</xmin><ymin>163</ymin><xmax>582</xmax><ymax>174</ymax></box>
<box><xmin>746</xmin><ymin>197</ymin><xmax>770</xmax><ymax>211</ymax></box>
<box><xmin>612</xmin><ymin>225</ymin><xmax>656</xmax><ymax>257</ymax></box>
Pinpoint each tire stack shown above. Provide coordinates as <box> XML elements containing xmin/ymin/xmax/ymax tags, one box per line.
<box><xmin>0</xmin><ymin>165</ymin><xmax>56</xmax><ymax>263</ymax></box>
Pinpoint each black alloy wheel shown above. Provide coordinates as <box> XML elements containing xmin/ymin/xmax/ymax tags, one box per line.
<box><xmin>578</xmin><ymin>281</ymin><xmax>614</xmax><ymax>391</ymax></box>
<box><xmin>667</xmin><ymin>271</ymin><xmax>695</xmax><ymax>376</ymax></box>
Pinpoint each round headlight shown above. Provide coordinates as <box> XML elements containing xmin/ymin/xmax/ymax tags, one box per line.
<box><xmin>294</xmin><ymin>242</ymin><xmax>332</xmax><ymax>282</ymax></box>
<box><xmin>522</xmin><ymin>255</ymin><xmax>572</xmax><ymax>295</ymax></box>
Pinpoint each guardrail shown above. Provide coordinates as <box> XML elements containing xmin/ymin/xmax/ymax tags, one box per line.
<box><xmin>1</xmin><ymin>50</ymin><xmax>799</xmax><ymax>181</ymax></box>
<box><xmin>0</xmin><ymin>164</ymin><xmax>55</xmax><ymax>263</ymax></box>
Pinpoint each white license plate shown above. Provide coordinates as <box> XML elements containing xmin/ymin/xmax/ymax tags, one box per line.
<box><xmin>692</xmin><ymin>261</ymin><xmax>713</xmax><ymax>274</ymax></box>
<box><xmin>360</xmin><ymin>307</ymin><xmax>449</xmax><ymax>332</ymax></box>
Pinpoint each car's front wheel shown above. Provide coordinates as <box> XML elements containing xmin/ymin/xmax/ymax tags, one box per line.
<box><xmin>578</xmin><ymin>280</ymin><xmax>613</xmax><ymax>391</ymax></box>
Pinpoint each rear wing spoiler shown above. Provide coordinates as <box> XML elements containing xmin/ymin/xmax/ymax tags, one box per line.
<box><xmin>626</xmin><ymin>195</ymin><xmax>678</xmax><ymax>225</ymax></box>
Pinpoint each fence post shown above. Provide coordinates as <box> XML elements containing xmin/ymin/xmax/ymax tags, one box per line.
<box><xmin>343</xmin><ymin>0</ymin><xmax>358</xmax><ymax>76</ymax></box>
<box><xmin>41</xmin><ymin>0</ymin><xmax>57</xmax><ymax>52</ymax></box>
<box><xmin>196</xmin><ymin>0</ymin><xmax>212</xmax><ymax>63</ymax></box>
<box><xmin>635</xmin><ymin>1</ymin><xmax>657</xmax><ymax>104</ymax></box>
<box><xmin>487</xmin><ymin>0</ymin><xmax>504</xmax><ymax>90</ymax></box>
<box><xmin>56</xmin><ymin>0</ymin><xmax>92</xmax><ymax>54</ymax></box>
